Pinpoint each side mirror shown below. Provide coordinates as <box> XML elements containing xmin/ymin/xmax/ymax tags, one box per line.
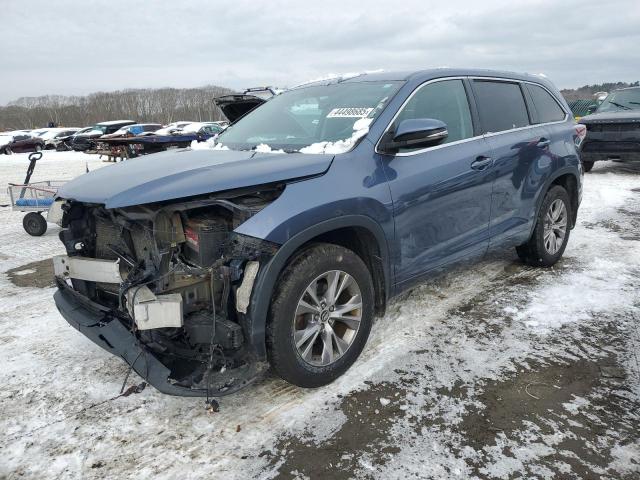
<box><xmin>586</xmin><ymin>105</ymin><xmax>597</xmax><ymax>115</ymax></box>
<box><xmin>381</xmin><ymin>118</ymin><xmax>448</xmax><ymax>153</ymax></box>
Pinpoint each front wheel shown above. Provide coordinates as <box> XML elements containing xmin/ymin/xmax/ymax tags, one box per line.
<box><xmin>583</xmin><ymin>160</ymin><xmax>594</xmax><ymax>172</ymax></box>
<box><xmin>23</xmin><ymin>212</ymin><xmax>47</xmax><ymax>236</ymax></box>
<box><xmin>516</xmin><ymin>185</ymin><xmax>571</xmax><ymax>267</ymax></box>
<box><xmin>34</xmin><ymin>144</ymin><xmax>42</xmax><ymax>152</ymax></box>
<box><xmin>4</xmin><ymin>146</ymin><xmax>12</xmax><ymax>155</ymax></box>
<box><xmin>267</xmin><ymin>243</ymin><xmax>374</xmax><ymax>388</ymax></box>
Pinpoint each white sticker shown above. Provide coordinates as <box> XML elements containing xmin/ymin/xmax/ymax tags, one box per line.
<box><xmin>326</xmin><ymin>107</ymin><xmax>374</xmax><ymax>118</ymax></box>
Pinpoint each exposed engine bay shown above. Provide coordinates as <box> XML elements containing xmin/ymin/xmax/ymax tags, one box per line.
<box><xmin>53</xmin><ymin>185</ymin><xmax>282</xmax><ymax>395</ymax></box>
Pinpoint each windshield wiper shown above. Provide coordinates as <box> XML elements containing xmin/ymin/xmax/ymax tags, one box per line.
<box><xmin>608</xmin><ymin>101</ymin><xmax>631</xmax><ymax>110</ymax></box>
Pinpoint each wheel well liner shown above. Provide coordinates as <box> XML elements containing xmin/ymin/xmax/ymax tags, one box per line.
<box><xmin>245</xmin><ymin>215</ymin><xmax>391</xmax><ymax>359</ymax></box>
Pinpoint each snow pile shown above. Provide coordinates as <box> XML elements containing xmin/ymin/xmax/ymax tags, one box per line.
<box><xmin>0</xmin><ymin>135</ymin><xmax>13</xmax><ymax>147</ymax></box>
<box><xmin>254</xmin><ymin>143</ymin><xmax>285</xmax><ymax>154</ymax></box>
<box><xmin>295</xmin><ymin>70</ymin><xmax>384</xmax><ymax>88</ymax></box>
<box><xmin>190</xmin><ymin>138</ymin><xmax>227</xmax><ymax>151</ymax></box>
<box><xmin>300</xmin><ymin>117</ymin><xmax>373</xmax><ymax>154</ymax></box>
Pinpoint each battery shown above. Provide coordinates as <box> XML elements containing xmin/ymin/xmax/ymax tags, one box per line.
<box><xmin>183</xmin><ymin>213</ymin><xmax>229</xmax><ymax>267</ymax></box>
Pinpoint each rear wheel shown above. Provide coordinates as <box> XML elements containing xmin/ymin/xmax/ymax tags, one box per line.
<box><xmin>267</xmin><ymin>243</ymin><xmax>374</xmax><ymax>388</ymax></box>
<box><xmin>516</xmin><ymin>185</ymin><xmax>571</xmax><ymax>267</ymax></box>
<box><xmin>583</xmin><ymin>160</ymin><xmax>594</xmax><ymax>172</ymax></box>
<box><xmin>23</xmin><ymin>212</ymin><xmax>47</xmax><ymax>236</ymax></box>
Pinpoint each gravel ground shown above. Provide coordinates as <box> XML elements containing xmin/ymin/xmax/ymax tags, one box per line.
<box><xmin>0</xmin><ymin>153</ymin><xmax>639</xmax><ymax>479</ymax></box>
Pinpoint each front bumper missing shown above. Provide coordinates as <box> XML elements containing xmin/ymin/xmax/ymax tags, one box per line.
<box><xmin>53</xmin><ymin>280</ymin><xmax>265</xmax><ymax>397</ymax></box>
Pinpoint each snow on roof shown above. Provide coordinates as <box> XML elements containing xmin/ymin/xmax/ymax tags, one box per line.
<box><xmin>95</xmin><ymin>120</ymin><xmax>135</xmax><ymax>126</ymax></box>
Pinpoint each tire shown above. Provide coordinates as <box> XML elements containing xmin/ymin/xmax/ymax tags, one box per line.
<box><xmin>583</xmin><ymin>160</ymin><xmax>594</xmax><ymax>172</ymax></box>
<box><xmin>267</xmin><ymin>243</ymin><xmax>375</xmax><ymax>388</ymax></box>
<box><xmin>4</xmin><ymin>146</ymin><xmax>12</xmax><ymax>155</ymax></box>
<box><xmin>23</xmin><ymin>212</ymin><xmax>47</xmax><ymax>236</ymax></box>
<box><xmin>516</xmin><ymin>185</ymin><xmax>571</xmax><ymax>267</ymax></box>
<box><xmin>34</xmin><ymin>144</ymin><xmax>42</xmax><ymax>152</ymax></box>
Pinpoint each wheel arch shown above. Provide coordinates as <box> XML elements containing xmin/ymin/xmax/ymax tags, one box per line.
<box><xmin>534</xmin><ymin>168</ymin><xmax>580</xmax><ymax>231</ymax></box>
<box><xmin>245</xmin><ymin>215</ymin><xmax>391</xmax><ymax>360</ymax></box>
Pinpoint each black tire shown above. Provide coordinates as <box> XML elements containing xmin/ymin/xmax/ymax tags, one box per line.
<box><xmin>4</xmin><ymin>146</ymin><xmax>12</xmax><ymax>155</ymax></box>
<box><xmin>516</xmin><ymin>185</ymin><xmax>571</xmax><ymax>267</ymax></box>
<box><xmin>583</xmin><ymin>160</ymin><xmax>594</xmax><ymax>172</ymax></box>
<box><xmin>267</xmin><ymin>243</ymin><xmax>375</xmax><ymax>388</ymax></box>
<box><xmin>34</xmin><ymin>144</ymin><xmax>42</xmax><ymax>152</ymax></box>
<box><xmin>23</xmin><ymin>212</ymin><xmax>47</xmax><ymax>236</ymax></box>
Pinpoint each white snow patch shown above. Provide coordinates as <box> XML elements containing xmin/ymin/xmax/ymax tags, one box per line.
<box><xmin>299</xmin><ymin>118</ymin><xmax>373</xmax><ymax>154</ymax></box>
<box><xmin>255</xmin><ymin>143</ymin><xmax>285</xmax><ymax>154</ymax></box>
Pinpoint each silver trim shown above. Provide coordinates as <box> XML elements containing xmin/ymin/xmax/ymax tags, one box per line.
<box><xmin>375</xmin><ymin>75</ymin><xmax>570</xmax><ymax>157</ymax></box>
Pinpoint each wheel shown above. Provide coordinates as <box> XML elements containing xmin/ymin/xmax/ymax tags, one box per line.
<box><xmin>4</xmin><ymin>146</ymin><xmax>12</xmax><ymax>155</ymax></box>
<box><xmin>516</xmin><ymin>185</ymin><xmax>571</xmax><ymax>267</ymax></box>
<box><xmin>23</xmin><ymin>212</ymin><xmax>47</xmax><ymax>236</ymax></box>
<box><xmin>267</xmin><ymin>243</ymin><xmax>374</xmax><ymax>388</ymax></box>
<box><xmin>583</xmin><ymin>160</ymin><xmax>594</xmax><ymax>172</ymax></box>
<box><xmin>34</xmin><ymin>144</ymin><xmax>42</xmax><ymax>152</ymax></box>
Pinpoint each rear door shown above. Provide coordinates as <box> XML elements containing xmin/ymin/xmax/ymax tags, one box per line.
<box><xmin>381</xmin><ymin>78</ymin><xmax>494</xmax><ymax>286</ymax></box>
<box><xmin>471</xmin><ymin>79</ymin><xmax>553</xmax><ymax>248</ymax></box>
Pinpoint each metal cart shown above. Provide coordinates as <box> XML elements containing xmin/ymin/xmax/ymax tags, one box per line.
<box><xmin>7</xmin><ymin>152</ymin><xmax>65</xmax><ymax>236</ymax></box>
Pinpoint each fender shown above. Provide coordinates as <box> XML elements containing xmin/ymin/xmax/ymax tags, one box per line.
<box><xmin>244</xmin><ymin>214</ymin><xmax>391</xmax><ymax>359</ymax></box>
<box><xmin>530</xmin><ymin>166</ymin><xmax>581</xmax><ymax>236</ymax></box>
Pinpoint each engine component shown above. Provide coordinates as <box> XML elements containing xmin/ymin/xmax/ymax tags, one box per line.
<box><xmin>184</xmin><ymin>312</ymin><xmax>243</xmax><ymax>349</ymax></box>
<box><xmin>127</xmin><ymin>285</ymin><xmax>184</xmax><ymax>330</ymax></box>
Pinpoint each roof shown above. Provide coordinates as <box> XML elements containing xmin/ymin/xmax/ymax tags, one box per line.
<box><xmin>95</xmin><ymin>120</ymin><xmax>136</xmax><ymax>126</ymax></box>
<box><xmin>295</xmin><ymin>68</ymin><xmax>558</xmax><ymax>89</ymax></box>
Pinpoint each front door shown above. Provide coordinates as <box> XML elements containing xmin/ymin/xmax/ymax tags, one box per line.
<box><xmin>380</xmin><ymin>78</ymin><xmax>494</xmax><ymax>286</ymax></box>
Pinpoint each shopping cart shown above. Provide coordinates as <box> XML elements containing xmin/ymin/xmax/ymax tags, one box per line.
<box><xmin>7</xmin><ymin>152</ymin><xmax>66</xmax><ymax>236</ymax></box>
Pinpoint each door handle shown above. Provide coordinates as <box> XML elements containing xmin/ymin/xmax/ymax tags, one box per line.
<box><xmin>471</xmin><ymin>155</ymin><xmax>492</xmax><ymax>170</ymax></box>
<box><xmin>536</xmin><ymin>137</ymin><xmax>550</xmax><ymax>148</ymax></box>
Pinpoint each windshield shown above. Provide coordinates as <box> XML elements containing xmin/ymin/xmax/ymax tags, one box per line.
<box><xmin>216</xmin><ymin>81</ymin><xmax>402</xmax><ymax>152</ymax></box>
<box><xmin>597</xmin><ymin>89</ymin><xmax>640</xmax><ymax>113</ymax></box>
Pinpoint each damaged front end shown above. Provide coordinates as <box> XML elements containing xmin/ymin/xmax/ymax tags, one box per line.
<box><xmin>53</xmin><ymin>186</ymin><xmax>282</xmax><ymax>396</ymax></box>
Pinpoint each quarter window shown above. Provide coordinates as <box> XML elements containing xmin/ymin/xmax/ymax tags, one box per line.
<box><xmin>526</xmin><ymin>83</ymin><xmax>566</xmax><ymax>123</ymax></box>
<box><xmin>473</xmin><ymin>80</ymin><xmax>530</xmax><ymax>133</ymax></box>
<box><xmin>394</xmin><ymin>79</ymin><xmax>473</xmax><ymax>152</ymax></box>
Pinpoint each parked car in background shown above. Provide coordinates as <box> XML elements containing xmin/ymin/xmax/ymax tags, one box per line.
<box><xmin>214</xmin><ymin>86</ymin><xmax>281</xmax><ymax>123</ymax></box>
<box><xmin>1</xmin><ymin>132</ymin><xmax>45</xmax><ymax>154</ymax></box>
<box><xmin>52</xmin><ymin>69</ymin><xmax>583</xmax><ymax>397</ymax></box>
<box><xmin>69</xmin><ymin>120</ymin><xmax>136</xmax><ymax>151</ymax></box>
<box><xmin>33</xmin><ymin>128</ymin><xmax>82</xmax><ymax>149</ymax></box>
<box><xmin>56</xmin><ymin>127</ymin><xmax>93</xmax><ymax>151</ymax></box>
<box><xmin>100</xmin><ymin>123</ymin><xmax>162</xmax><ymax>139</ymax></box>
<box><xmin>180</xmin><ymin>121</ymin><xmax>224</xmax><ymax>136</ymax></box>
<box><xmin>152</xmin><ymin>121</ymin><xmax>197</xmax><ymax>136</ymax></box>
<box><xmin>579</xmin><ymin>86</ymin><xmax>640</xmax><ymax>171</ymax></box>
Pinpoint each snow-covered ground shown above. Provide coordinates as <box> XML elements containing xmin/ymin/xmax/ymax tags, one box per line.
<box><xmin>0</xmin><ymin>154</ymin><xmax>639</xmax><ymax>479</ymax></box>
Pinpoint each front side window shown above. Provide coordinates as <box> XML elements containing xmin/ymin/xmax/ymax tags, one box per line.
<box><xmin>473</xmin><ymin>80</ymin><xmax>530</xmax><ymax>133</ymax></box>
<box><xmin>217</xmin><ymin>81</ymin><xmax>402</xmax><ymax>152</ymax></box>
<box><xmin>527</xmin><ymin>84</ymin><xmax>566</xmax><ymax>123</ymax></box>
<box><xmin>393</xmin><ymin>79</ymin><xmax>474</xmax><ymax>153</ymax></box>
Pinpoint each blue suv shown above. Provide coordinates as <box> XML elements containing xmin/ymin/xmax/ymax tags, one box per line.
<box><xmin>52</xmin><ymin>69</ymin><xmax>583</xmax><ymax>396</ymax></box>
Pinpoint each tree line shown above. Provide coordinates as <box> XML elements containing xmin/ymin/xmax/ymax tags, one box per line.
<box><xmin>0</xmin><ymin>85</ymin><xmax>236</xmax><ymax>131</ymax></box>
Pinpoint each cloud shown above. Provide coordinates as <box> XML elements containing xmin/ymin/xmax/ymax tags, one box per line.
<box><xmin>1</xmin><ymin>0</ymin><xmax>638</xmax><ymax>104</ymax></box>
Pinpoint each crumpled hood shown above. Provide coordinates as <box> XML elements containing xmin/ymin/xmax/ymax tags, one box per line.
<box><xmin>58</xmin><ymin>148</ymin><xmax>334</xmax><ymax>208</ymax></box>
<box><xmin>580</xmin><ymin>110</ymin><xmax>640</xmax><ymax>124</ymax></box>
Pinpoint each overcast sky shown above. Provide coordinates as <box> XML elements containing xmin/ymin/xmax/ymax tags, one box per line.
<box><xmin>1</xmin><ymin>0</ymin><xmax>638</xmax><ymax>105</ymax></box>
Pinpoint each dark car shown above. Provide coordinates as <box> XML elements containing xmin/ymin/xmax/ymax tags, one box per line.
<box><xmin>51</xmin><ymin>69</ymin><xmax>583</xmax><ymax>397</ymax></box>
<box><xmin>1</xmin><ymin>132</ymin><xmax>45</xmax><ymax>154</ymax></box>
<box><xmin>69</xmin><ymin>120</ymin><xmax>136</xmax><ymax>151</ymax></box>
<box><xmin>579</xmin><ymin>86</ymin><xmax>640</xmax><ymax>171</ymax></box>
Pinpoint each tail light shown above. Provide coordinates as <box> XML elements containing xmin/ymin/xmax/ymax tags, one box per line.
<box><xmin>575</xmin><ymin>124</ymin><xmax>587</xmax><ymax>147</ymax></box>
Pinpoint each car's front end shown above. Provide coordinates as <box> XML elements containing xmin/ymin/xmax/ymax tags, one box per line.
<box><xmin>579</xmin><ymin>88</ymin><xmax>640</xmax><ymax>167</ymax></box>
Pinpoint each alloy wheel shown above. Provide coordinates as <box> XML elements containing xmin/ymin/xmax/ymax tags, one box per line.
<box><xmin>293</xmin><ymin>270</ymin><xmax>362</xmax><ymax>366</ymax></box>
<box><xmin>543</xmin><ymin>198</ymin><xmax>567</xmax><ymax>255</ymax></box>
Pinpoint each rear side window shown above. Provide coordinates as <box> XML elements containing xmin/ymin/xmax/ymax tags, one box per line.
<box><xmin>394</xmin><ymin>79</ymin><xmax>474</xmax><ymax>152</ymax></box>
<box><xmin>526</xmin><ymin>84</ymin><xmax>566</xmax><ymax>123</ymax></box>
<box><xmin>473</xmin><ymin>80</ymin><xmax>530</xmax><ymax>133</ymax></box>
